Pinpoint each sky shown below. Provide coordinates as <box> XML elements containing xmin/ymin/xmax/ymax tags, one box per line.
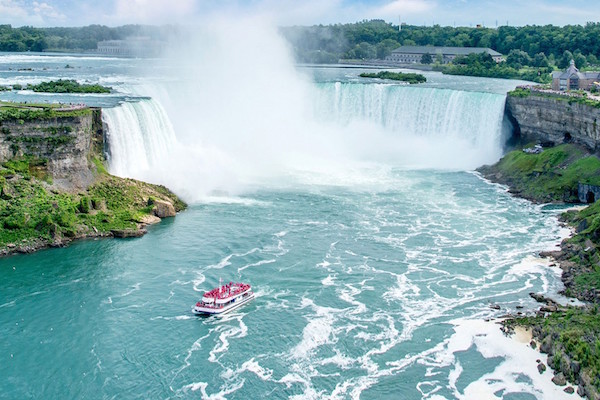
<box><xmin>0</xmin><ymin>0</ymin><xmax>597</xmax><ymax>28</ymax></box>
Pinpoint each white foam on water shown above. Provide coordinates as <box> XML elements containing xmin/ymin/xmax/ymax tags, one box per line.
<box><xmin>208</xmin><ymin>315</ymin><xmax>248</xmax><ymax>363</ymax></box>
<box><xmin>425</xmin><ymin>318</ymin><xmax>582</xmax><ymax>400</ymax></box>
<box><xmin>321</xmin><ymin>275</ymin><xmax>335</xmax><ymax>286</ymax></box>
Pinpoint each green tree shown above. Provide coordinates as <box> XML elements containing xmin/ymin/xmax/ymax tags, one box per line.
<box><xmin>421</xmin><ymin>53</ymin><xmax>433</xmax><ymax>64</ymax></box>
<box><xmin>376</xmin><ymin>38</ymin><xmax>400</xmax><ymax>59</ymax></box>
<box><xmin>574</xmin><ymin>52</ymin><xmax>587</xmax><ymax>68</ymax></box>
<box><xmin>506</xmin><ymin>49</ymin><xmax>532</xmax><ymax>68</ymax></box>
<box><xmin>559</xmin><ymin>50</ymin><xmax>574</xmax><ymax>69</ymax></box>
<box><xmin>532</xmin><ymin>52</ymin><xmax>549</xmax><ymax>68</ymax></box>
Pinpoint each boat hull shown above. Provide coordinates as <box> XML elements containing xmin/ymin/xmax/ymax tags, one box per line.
<box><xmin>192</xmin><ymin>292</ymin><xmax>255</xmax><ymax>316</ymax></box>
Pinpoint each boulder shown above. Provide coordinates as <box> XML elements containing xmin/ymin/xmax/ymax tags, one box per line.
<box><xmin>153</xmin><ymin>200</ymin><xmax>176</xmax><ymax>218</ymax></box>
<box><xmin>138</xmin><ymin>214</ymin><xmax>161</xmax><ymax>225</ymax></box>
<box><xmin>564</xmin><ymin>386</ymin><xmax>574</xmax><ymax>394</ymax></box>
<box><xmin>537</xmin><ymin>362</ymin><xmax>546</xmax><ymax>374</ymax></box>
<box><xmin>552</xmin><ymin>372</ymin><xmax>567</xmax><ymax>386</ymax></box>
<box><xmin>540</xmin><ymin>338</ymin><xmax>553</xmax><ymax>354</ymax></box>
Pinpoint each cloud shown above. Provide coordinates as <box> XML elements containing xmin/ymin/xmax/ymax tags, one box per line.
<box><xmin>0</xmin><ymin>0</ymin><xmax>28</xmax><ymax>19</ymax></box>
<box><xmin>113</xmin><ymin>0</ymin><xmax>197</xmax><ymax>24</ymax></box>
<box><xmin>0</xmin><ymin>0</ymin><xmax>65</xmax><ymax>25</ymax></box>
<box><xmin>32</xmin><ymin>1</ymin><xmax>65</xmax><ymax>20</ymax></box>
<box><xmin>375</xmin><ymin>0</ymin><xmax>436</xmax><ymax>16</ymax></box>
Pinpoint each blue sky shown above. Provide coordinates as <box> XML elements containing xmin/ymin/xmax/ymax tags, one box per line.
<box><xmin>0</xmin><ymin>0</ymin><xmax>597</xmax><ymax>27</ymax></box>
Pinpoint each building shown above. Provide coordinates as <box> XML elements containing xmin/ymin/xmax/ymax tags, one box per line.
<box><xmin>97</xmin><ymin>37</ymin><xmax>164</xmax><ymax>57</ymax></box>
<box><xmin>552</xmin><ymin>60</ymin><xmax>600</xmax><ymax>91</ymax></box>
<box><xmin>385</xmin><ymin>46</ymin><xmax>503</xmax><ymax>64</ymax></box>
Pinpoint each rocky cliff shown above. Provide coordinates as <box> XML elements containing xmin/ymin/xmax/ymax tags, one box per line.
<box><xmin>0</xmin><ymin>107</ymin><xmax>102</xmax><ymax>190</ymax></box>
<box><xmin>506</xmin><ymin>91</ymin><xmax>600</xmax><ymax>152</ymax></box>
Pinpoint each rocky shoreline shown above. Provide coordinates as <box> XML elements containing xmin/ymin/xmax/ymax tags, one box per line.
<box><xmin>0</xmin><ymin>193</ymin><xmax>182</xmax><ymax>258</ymax></box>
<box><xmin>478</xmin><ymin>148</ymin><xmax>600</xmax><ymax>399</ymax></box>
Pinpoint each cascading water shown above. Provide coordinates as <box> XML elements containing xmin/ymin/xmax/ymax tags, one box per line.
<box><xmin>101</xmin><ymin>81</ymin><xmax>509</xmax><ymax>200</ymax></box>
<box><xmin>102</xmin><ymin>99</ymin><xmax>176</xmax><ymax>179</ymax></box>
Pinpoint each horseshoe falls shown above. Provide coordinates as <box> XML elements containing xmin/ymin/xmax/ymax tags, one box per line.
<box><xmin>0</xmin><ymin>54</ymin><xmax>579</xmax><ymax>400</ymax></box>
<box><xmin>102</xmin><ymin>82</ymin><xmax>509</xmax><ymax>200</ymax></box>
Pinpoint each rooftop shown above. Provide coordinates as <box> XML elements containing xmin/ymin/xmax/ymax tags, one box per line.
<box><xmin>390</xmin><ymin>46</ymin><xmax>502</xmax><ymax>56</ymax></box>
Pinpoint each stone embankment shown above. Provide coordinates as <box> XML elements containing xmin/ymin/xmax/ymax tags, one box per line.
<box><xmin>505</xmin><ymin>88</ymin><xmax>600</xmax><ymax>152</ymax></box>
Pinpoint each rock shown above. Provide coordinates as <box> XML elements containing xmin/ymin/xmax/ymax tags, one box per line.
<box><xmin>111</xmin><ymin>229</ymin><xmax>146</xmax><ymax>238</ymax></box>
<box><xmin>516</xmin><ymin>305</ymin><xmax>524</xmax><ymax>309</ymax></box>
<box><xmin>530</xmin><ymin>292</ymin><xmax>547</xmax><ymax>303</ymax></box>
<box><xmin>564</xmin><ymin>386</ymin><xmax>574</xmax><ymax>394</ymax></box>
<box><xmin>540</xmin><ymin>305</ymin><xmax>558</xmax><ymax>313</ymax></box>
<box><xmin>530</xmin><ymin>340</ymin><xmax>537</xmax><ymax>349</ymax></box>
<box><xmin>7</xmin><ymin>243</ymin><xmax>16</xmax><ymax>249</ymax></box>
<box><xmin>577</xmin><ymin>385</ymin><xmax>585</xmax><ymax>396</ymax></box>
<box><xmin>490</xmin><ymin>304</ymin><xmax>501</xmax><ymax>310</ymax></box>
<box><xmin>540</xmin><ymin>338</ymin><xmax>553</xmax><ymax>354</ymax></box>
<box><xmin>537</xmin><ymin>362</ymin><xmax>546</xmax><ymax>374</ymax></box>
<box><xmin>153</xmin><ymin>200</ymin><xmax>176</xmax><ymax>218</ymax></box>
<box><xmin>138</xmin><ymin>214</ymin><xmax>161</xmax><ymax>225</ymax></box>
<box><xmin>571</xmin><ymin>361</ymin><xmax>581</xmax><ymax>375</ymax></box>
<box><xmin>552</xmin><ymin>372</ymin><xmax>567</xmax><ymax>386</ymax></box>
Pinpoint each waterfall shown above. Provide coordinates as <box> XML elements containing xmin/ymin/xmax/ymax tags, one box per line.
<box><xmin>102</xmin><ymin>99</ymin><xmax>176</xmax><ymax>179</ymax></box>
<box><xmin>101</xmin><ymin>82</ymin><xmax>510</xmax><ymax>199</ymax></box>
<box><xmin>312</xmin><ymin>82</ymin><xmax>508</xmax><ymax>154</ymax></box>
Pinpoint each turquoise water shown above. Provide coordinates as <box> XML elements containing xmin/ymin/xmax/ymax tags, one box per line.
<box><xmin>0</xmin><ymin>52</ymin><xmax>578</xmax><ymax>399</ymax></box>
<box><xmin>0</xmin><ymin>171</ymin><xmax>570</xmax><ymax>399</ymax></box>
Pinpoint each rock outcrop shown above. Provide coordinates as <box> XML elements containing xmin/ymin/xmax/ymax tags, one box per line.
<box><xmin>0</xmin><ymin>108</ymin><xmax>103</xmax><ymax>190</ymax></box>
<box><xmin>506</xmin><ymin>93</ymin><xmax>600</xmax><ymax>152</ymax></box>
<box><xmin>153</xmin><ymin>200</ymin><xmax>176</xmax><ymax>218</ymax></box>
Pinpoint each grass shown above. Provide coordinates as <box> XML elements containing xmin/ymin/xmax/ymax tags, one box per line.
<box><xmin>478</xmin><ymin>144</ymin><xmax>600</xmax><ymax>203</ymax></box>
<box><xmin>0</xmin><ymin>102</ymin><xmax>92</xmax><ymax>122</ymax></box>
<box><xmin>508</xmin><ymin>87</ymin><xmax>600</xmax><ymax>108</ymax></box>
<box><xmin>0</xmin><ymin>157</ymin><xmax>186</xmax><ymax>248</ymax></box>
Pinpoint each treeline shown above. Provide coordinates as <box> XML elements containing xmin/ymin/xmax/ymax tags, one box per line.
<box><xmin>438</xmin><ymin>52</ymin><xmax>553</xmax><ymax>83</ymax></box>
<box><xmin>0</xmin><ymin>24</ymin><xmax>176</xmax><ymax>52</ymax></box>
<box><xmin>279</xmin><ymin>20</ymin><xmax>600</xmax><ymax>67</ymax></box>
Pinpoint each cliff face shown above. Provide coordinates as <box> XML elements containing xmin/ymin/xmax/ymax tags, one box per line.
<box><xmin>0</xmin><ymin>108</ymin><xmax>103</xmax><ymax>190</ymax></box>
<box><xmin>506</xmin><ymin>94</ymin><xmax>600</xmax><ymax>151</ymax></box>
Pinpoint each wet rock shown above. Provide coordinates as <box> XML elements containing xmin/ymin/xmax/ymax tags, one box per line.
<box><xmin>111</xmin><ymin>229</ymin><xmax>146</xmax><ymax>238</ymax></box>
<box><xmin>552</xmin><ymin>372</ymin><xmax>567</xmax><ymax>386</ymax></box>
<box><xmin>490</xmin><ymin>304</ymin><xmax>501</xmax><ymax>310</ymax></box>
<box><xmin>540</xmin><ymin>305</ymin><xmax>558</xmax><ymax>313</ymax></box>
<box><xmin>577</xmin><ymin>386</ymin><xmax>585</xmax><ymax>396</ymax></box>
<box><xmin>537</xmin><ymin>362</ymin><xmax>546</xmax><ymax>374</ymax></box>
<box><xmin>564</xmin><ymin>386</ymin><xmax>574</xmax><ymax>394</ymax></box>
<box><xmin>530</xmin><ymin>340</ymin><xmax>537</xmax><ymax>349</ymax></box>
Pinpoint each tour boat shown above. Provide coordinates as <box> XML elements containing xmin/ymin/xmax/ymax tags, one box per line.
<box><xmin>192</xmin><ymin>280</ymin><xmax>254</xmax><ymax>315</ymax></box>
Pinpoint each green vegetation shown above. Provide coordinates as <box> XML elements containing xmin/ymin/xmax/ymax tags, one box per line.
<box><xmin>507</xmin><ymin>87</ymin><xmax>600</xmax><ymax>108</ymax></box>
<box><xmin>0</xmin><ymin>102</ymin><xmax>92</xmax><ymax>122</ymax></box>
<box><xmin>0</xmin><ymin>24</ymin><xmax>174</xmax><ymax>52</ymax></box>
<box><xmin>505</xmin><ymin>309</ymin><xmax>600</xmax><ymax>392</ymax></box>
<box><xmin>280</xmin><ymin>20</ymin><xmax>600</xmax><ymax>66</ymax></box>
<box><xmin>359</xmin><ymin>71</ymin><xmax>426</xmax><ymax>84</ymax></box>
<box><xmin>483</xmin><ymin>142</ymin><xmax>600</xmax><ymax>393</ymax></box>
<box><xmin>437</xmin><ymin>52</ymin><xmax>553</xmax><ymax>83</ymax></box>
<box><xmin>26</xmin><ymin>80</ymin><xmax>111</xmax><ymax>94</ymax></box>
<box><xmin>478</xmin><ymin>144</ymin><xmax>600</xmax><ymax>203</ymax></box>
<box><xmin>0</xmin><ymin>156</ymin><xmax>185</xmax><ymax>249</ymax></box>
